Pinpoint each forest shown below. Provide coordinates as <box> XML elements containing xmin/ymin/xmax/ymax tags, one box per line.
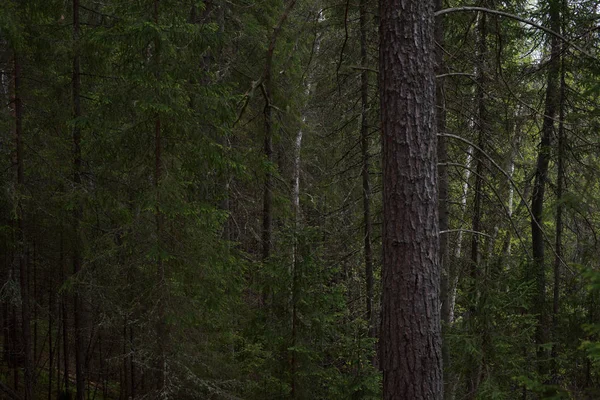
<box><xmin>1</xmin><ymin>0</ymin><xmax>600</xmax><ymax>398</ymax></box>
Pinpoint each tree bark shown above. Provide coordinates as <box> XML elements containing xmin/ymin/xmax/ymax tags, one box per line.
<box><xmin>551</xmin><ymin>29</ymin><xmax>566</xmax><ymax>380</ymax></box>
<box><xmin>60</xmin><ymin>229</ymin><xmax>70</xmax><ymax>397</ymax></box>
<box><xmin>379</xmin><ymin>0</ymin><xmax>443</xmax><ymax>397</ymax></box>
<box><xmin>448</xmin><ymin>147</ymin><xmax>473</xmax><ymax>326</ymax></box>
<box><xmin>290</xmin><ymin>119</ymin><xmax>303</xmax><ymax>399</ymax></box>
<box><xmin>261</xmin><ymin>0</ymin><xmax>297</xmax><ymax>304</ymax></box>
<box><xmin>153</xmin><ymin>0</ymin><xmax>168</xmax><ymax>394</ymax></box>
<box><xmin>434</xmin><ymin>0</ymin><xmax>452</xmax><ymax>395</ymax></box>
<box><xmin>48</xmin><ymin>285</ymin><xmax>54</xmax><ymax>400</ymax></box>
<box><xmin>467</xmin><ymin>11</ymin><xmax>488</xmax><ymax>398</ymax></box>
<box><xmin>13</xmin><ymin>50</ymin><xmax>34</xmax><ymax>400</ymax></box>
<box><xmin>72</xmin><ymin>1</ymin><xmax>86</xmax><ymax>398</ymax></box>
<box><xmin>531</xmin><ymin>0</ymin><xmax>560</xmax><ymax>375</ymax></box>
<box><xmin>359</xmin><ymin>0</ymin><xmax>374</xmax><ymax>339</ymax></box>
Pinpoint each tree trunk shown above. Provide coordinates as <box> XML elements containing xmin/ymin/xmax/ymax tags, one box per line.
<box><xmin>379</xmin><ymin>0</ymin><xmax>443</xmax><ymax>397</ymax></box>
<box><xmin>466</xmin><ymin>11</ymin><xmax>488</xmax><ymax>398</ymax></box>
<box><xmin>290</xmin><ymin>116</ymin><xmax>303</xmax><ymax>399</ymax></box>
<box><xmin>434</xmin><ymin>0</ymin><xmax>452</xmax><ymax>395</ymax></box>
<box><xmin>153</xmin><ymin>0</ymin><xmax>167</xmax><ymax>393</ymax></box>
<box><xmin>13</xmin><ymin>50</ymin><xmax>34</xmax><ymax>400</ymax></box>
<box><xmin>359</xmin><ymin>0</ymin><xmax>374</xmax><ymax>339</ymax></box>
<box><xmin>130</xmin><ymin>325</ymin><xmax>136</xmax><ymax>399</ymax></box>
<box><xmin>60</xmin><ymin>229</ymin><xmax>70</xmax><ymax>397</ymax></box>
<box><xmin>531</xmin><ymin>0</ymin><xmax>560</xmax><ymax>375</ymax></box>
<box><xmin>551</xmin><ymin>32</ymin><xmax>566</xmax><ymax>380</ymax></box>
<box><xmin>48</xmin><ymin>285</ymin><xmax>54</xmax><ymax>400</ymax></box>
<box><xmin>72</xmin><ymin>1</ymin><xmax>86</xmax><ymax>398</ymax></box>
<box><xmin>261</xmin><ymin>0</ymin><xmax>297</xmax><ymax>305</ymax></box>
<box><xmin>33</xmin><ymin>241</ymin><xmax>37</xmax><ymax>367</ymax></box>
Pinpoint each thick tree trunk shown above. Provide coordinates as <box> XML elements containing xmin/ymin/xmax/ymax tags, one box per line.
<box><xmin>531</xmin><ymin>0</ymin><xmax>560</xmax><ymax>374</ymax></box>
<box><xmin>379</xmin><ymin>0</ymin><xmax>443</xmax><ymax>397</ymax></box>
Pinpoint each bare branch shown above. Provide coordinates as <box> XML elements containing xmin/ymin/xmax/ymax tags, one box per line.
<box><xmin>441</xmin><ymin>229</ymin><xmax>491</xmax><ymax>237</ymax></box>
<box><xmin>440</xmin><ymin>133</ymin><xmax>574</xmax><ymax>274</ymax></box>
<box><xmin>436</xmin><ymin>72</ymin><xmax>475</xmax><ymax>79</ymax></box>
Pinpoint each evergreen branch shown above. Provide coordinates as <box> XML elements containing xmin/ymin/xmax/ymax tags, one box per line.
<box><xmin>436</xmin><ymin>7</ymin><xmax>597</xmax><ymax>60</ymax></box>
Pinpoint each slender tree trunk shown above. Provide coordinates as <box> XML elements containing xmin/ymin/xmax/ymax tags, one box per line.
<box><xmin>153</xmin><ymin>1</ymin><xmax>167</xmax><ymax>394</ymax></box>
<box><xmin>33</xmin><ymin>241</ymin><xmax>37</xmax><ymax>365</ymax></box>
<box><xmin>290</xmin><ymin>117</ymin><xmax>303</xmax><ymax>399</ymax></box>
<box><xmin>379</xmin><ymin>0</ymin><xmax>443</xmax><ymax>397</ymax></box>
<box><xmin>60</xmin><ymin>228</ymin><xmax>70</xmax><ymax>397</ymax></box>
<box><xmin>12</xmin><ymin>302</ymin><xmax>18</xmax><ymax>390</ymax></box>
<box><xmin>261</xmin><ymin>0</ymin><xmax>297</xmax><ymax>304</ymax></box>
<box><xmin>466</xmin><ymin>11</ymin><xmax>487</xmax><ymax>398</ymax></box>
<box><xmin>359</xmin><ymin>0</ymin><xmax>374</xmax><ymax>341</ymax></box>
<box><xmin>434</xmin><ymin>0</ymin><xmax>452</xmax><ymax>395</ymax></box>
<box><xmin>531</xmin><ymin>0</ymin><xmax>560</xmax><ymax>375</ymax></box>
<box><xmin>0</xmin><ymin>64</ymin><xmax>9</xmax><ymax>368</ymax></box>
<box><xmin>130</xmin><ymin>326</ymin><xmax>136</xmax><ymax>399</ymax></box>
<box><xmin>262</xmin><ymin>72</ymin><xmax>273</xmax><ymax>270</ymax></box>
<box><xmin>2</xmin><ymin>266</ymin><xmax>8</xmax><ymax>365</ymax></box>
<box><xmin>448</xmin><ymin>147</ymin><xmax>473</xmax><ymax>327</ymax></box>
<box><xmin>48</xmin><ymin>285</ymin><xmax>54</xmax><ymax>400</ymax></box>
<box><xmin>13</xmin><ymin>50</ymin><xmax>34</xmax><ymax>400</ymax></box>
<box><xmin>72</xmin><ymin>1</ymin><xmax>86</xmax><ymax>398</ymax></box>
<box><xmin>121</xmin><ymin>322</ymin><xmax>128</xmax><ymax>400</ymax></box>
<box><xmin>551</xmin><ymin>35</ymin><xmax>566</xmax><ymax>381</ymax></box>
<box><xmin>470</xmin><ymin>10</ymin><xmax>486</xmax><ymax>280</ymax></box>
<box><xmin>56</xmin><ymin>298</ymin><xmax>61</xmax><ymax>397</ymax></box>
<box><xmin>500</xmin><ymin>107</ymin><xmax>523</xmax><ymax>260</ymax></box>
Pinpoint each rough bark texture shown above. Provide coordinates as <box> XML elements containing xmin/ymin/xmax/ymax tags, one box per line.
<box><xmin>379</xmin><ymin>0</ymin><xmax>443</xmax><ymax>397</ymax></box>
